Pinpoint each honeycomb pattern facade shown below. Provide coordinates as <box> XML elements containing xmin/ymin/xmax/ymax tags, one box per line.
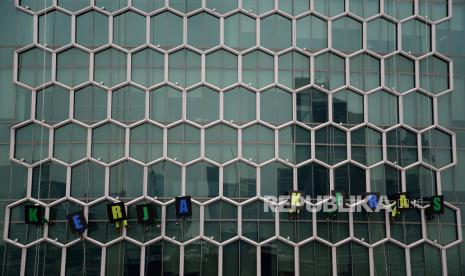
<box><xmin>1</xmin><ymin>0</ymin><xmax>464</xmax><ymax>275</ymax></box>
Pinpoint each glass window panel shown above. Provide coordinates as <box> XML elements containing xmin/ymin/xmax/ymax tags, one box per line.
<box><xmin>314</xmin><ymin>0</ymin><xmax>344</xmax><ymax>17</ymax></box>
<box><xmin>206</xmin><ymin>50</ymin><xmax>238</xmax><ymax>88</ymax></box>
<box><xmin>223</xmin><ymin>241</ymin><xmax>257</xmax><ymax>276</ymax></box>
<box><xmin>132</xmin><ymin>0</ymin><xmax>164</xmax><ymax>13</ymax></box>
<box><xmin>149</xmin><ymin>85</ymin><xmax>182</xmax><ymax>124</ymax></box>
<box><xmin>223</xmin><ymin>161</ymin><xmax>257</xmax><ymax>201</ymax></box>
<box><xmin>386</xmin><ymin>127</ymin><xmax>418</xmax><ymax>167</ymax></box>
<box><xmin>204</xmin><ymin>200</ymin><xmax>238</xmax><ymax>242</ymax></box>
<box><xmin>148</xmin><ymin>161</ymin><xmax>182</xmax><ymax>201</ymax></box>
<box><xmin>36</xmin><ymin>85</ymin><xmax>70</xmax><ymax>126</ymax></box>
<box><xmin>402</xmin><ymin>19</ymin><xmax>431</xmax><ymax>56</ymax></box>
<box><xmin>71</xmin><ymin>161</ymin><xmax>105</xmax><ymax>202</ymax></box>
<box><xmin>76</xmin><ymin>11</ymin><xmax>109</xmax><ymax>49</ymax></box>
<box><xmin>242</xmin><ymin>50</ymin><xmax>274</xmax><ymax>89</ymax></box>
<box><xmin>56</xmin><ymin>48</ymin><xmax>89</xmax><ymax>88</ymax></box>
<box><xmin>38</xmin><ymin>11</ymin><xmax>70</xmax><ymax>49</ymax></box>
<box><xmin>278</xmin><ymin>51</ymin><xmax>310</xmax><ymax>89</ymax></box>
<box><xmin>403</xmin><ymin>91</ymin><xmax>433</xmax><ymax>129</ymax></box>
<box><xmin>224</xmin><ymin>13</ymin><xmax>256</xmax><ymax>51</ymax></box>
<box><xmin>279</xmin><ymin>125</ymin><xmax>311</xmax><ymax>164</ymax></box>
<box><xmin>151</xmin><ymin>11</ymin><xmax>183</xmax><ymax>49</ymax></box>
<box><xmin>165</xmin><ymin>202</ymin><xmax>200</xmax><ymax>241</ymax></box>
<box><xmin>187</xmin><ymin>12</ymin><xmax>220</xmax><ymax>50</ymax></box>
<box><xmin>334</xmin><ymin>163</ymin><xmax>366</xmax><ymax>195</ymax></box>
<box><xmin>242</xmin><ymin>200</ymin><xmax>275</xmax><ymax>242</ymax></box>
<box><xmin>242</xmin><ymin>0</ymin><xmax>274</xmax><ymax>15</ymax></box>
<box><xmin>337</xmin><ymin>242</ymin><xmax>369</xmax><ymax>275</ymax></box>
<box><xmin>332</xmin><ymin>16</ymin><xmax>363</xmax><ymax>53</ymax></box>
<box><xmin>242</xmin><ymin>124</ymin><xmax>275</xmax><ymax>164</ymax></box>
<box><xmin>260</xmin><ymin>87</ymin><xmax>292</xmax><ymax>126</ymax></box>
<box><xmin>300</xmin><ymin>241</ymin><xmax>332</xmax><ymax>275</ymax></box>
<box><xmin>373</xmin><ymin>243</ymin><xmax>406</xmax><ymax>276</ymax></box>
<box><xmin>384</xmin><ymin>54</ymin><xmax>415</xmax><ymax>93</ymax></box>
<box><xmin>145</xmin><ymin>241</ymin><xmax>180</xmax><ymax>275</ymax></box>
<box><xmin>169</xmin><ymin>0</ymin><xmax>201</xmax><ymax>13</ymax></box>
<box><xmin>351</xmin><ymin>127</ymin><xmax>383</xmax><ymax>166</ymax></box>
<box><xmin>314</xmin><ymin>52</ymin><xmax>345</xmax><ymax>91</ymax></box>
<box><xmin>168</xmin><ymin>49</ymin><xmax>201</xmax><ymax>88</ymax></box>
<box><xmin>130</xmin><ymin>123</ymin><xmax>163</xmax><ymax>163</ymax></box>
<box><xmin>410</xmin><ymin>244</ymin><xmax>442</xmax><ymax>276</ymax></box>
<box><xmin>186</xmin><ymin>86</ymin><xmax>219</xmax><ymax>125</ymax></box>
<box><xmin>370</xmin><ymin>164</ymin><xmax>401</xmax><ymax>196</ymax></box>
<box><xmin>205</xmin><ymin>124</ymin><xmax>238</xmax><ymax>163</ymax></box>
<box><xmin>112</xmin><ymin>86</ymin><xmax>145</xmax><ymax>125</ymax></box>
<box><xmin>31</xmin><ymin>162</ymin><xmax>67</xmax><ymax>202</ymax></box>
<box><xmin>296</xmin><ymin>88</ymin><xmax>328</xmax><ymax>126</ymax></box>
<box><xmin>260</xmin><ymin>14</ymin><xmax>292</xmax><ymax>52</ymax></box>
<box><xmin>18</xmin><ymin>47</ymin><xmax>52</xmax><ymax>88</ymax></box>
<box><xmin>91</xmin><ymin>123</ymin><xmax>125</xmax><ymax>163</ymax></box>
<box><xmin>297</xmin><ymin>163</ymin><xmax>329</xmax><ymax>197</ymax></box>
<box><xmin>261</xmin><ymin>241</ymin><xmax>295</xmax><ymax>276</ymax></box>
<box><xmin>93</xmin><ymin>48</ymin><xmax>127</xmax><ymax>88</ymax></box>
<box><xmin>315</xmin><ymin>126</ymin><xmax>347</xmax><ymax>165</ymax></box>
<box><xmin>109</xmin><ymin>161</ymin><xmax>143</xmax><ymax>199</ymax></box>
<box><xmin>260</xmin><ymin>162</ymin><xmax>293</xmax><ymax>197</ymax></box>
<box><xmin>167</xmin><ymin>123</ymin><xmax>200</xmax><ymax>163</ymax></box>
<box><xmin>368</xmin><ymin>90</ymin><xmax>398</xmax><ymax>128</ymax></box>
<box><xmin>25</xmin><ymin>243</ymin><xmax>62</xmax><ymax>275</ymax></box>
<box><xmin>131</xmin><ymin>48</ymin><xmax>164</xmax><ymax>87</ymax></box>
<box><xmin>332</xmin><ymin>89</ymin><xmax>364</xmax><ymax>127</ymax></box>
<box><xmin>367</xmin><ymin>18</ymin><xmax>397</xmax><ymax>55</ymax></box>
<box><xmin>350</xmin><ymin>0</ymin><xmax>379</xmax><ymax>18</ymax></box>
<box><xmin>74</xmin><ymin>85</ymin><xmax>108</xmax><ymax>125</ymax></box>
<box><xmin>186</xmin><ymin>161</ymin><xmax>219</xmax><ymax>199</ymax></box>
<box><xmin>106</xmin><ymin>241</ymin><xmax>141</xmax><ymax>276</ymax></box>
<box><xmin>184</xmin><ymin>241</ymin><xmax>218</xmax><ymax>276</ymax></box>
<box><xmin>223</xmin><ymin>87</ymin><xmax>256</xmax><ymax>125</ymax></box>
<box><xmin>279</xmin><ymin>0</ymin><xmax>310</xmax><ymax>16</ymax></box>
<box><xmin>65</xmin><ymin>242</ymin><xmax>101</xmax><ymax>276</ymax></box>
<box><xmin>350</xmin><ymin>54</ymin><xmax>381</xmax><ymax>91</ymax></box>
<box><xmin>14</xmin><ymin>123</ymin><xmax>49</xmax><ymax>164</ymax></box>
<box><xmin>296</xmin><ymin>15</ymin><xmax>327</xmax><ymax>52</ymax></box>
<box><xmin>54</xmin><ymin>123</ymin><xmax>87</xmax><ymax>164</ymax></box>
<box><xmin>384</xmin><ymin>0</ymin><xmax>414</xmax><ymax>20</ymax></box>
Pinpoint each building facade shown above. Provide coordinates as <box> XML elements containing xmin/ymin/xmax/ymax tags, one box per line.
<box><xmin>0</xmin><ymin>0</ymin><xmax>464</xmax><ymax>275</ymax></box>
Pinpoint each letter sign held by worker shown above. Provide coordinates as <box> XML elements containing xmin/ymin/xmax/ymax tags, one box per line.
<box><xmin>24</xmin><ymin>205</ymin><xmax>45</xmax><ymax>225</ymax></box>
<box><xmin>289</xmin><ymin>191</ymin><xmax>303</xmax><ymax>220</ymax></box>
<box><xmin>66</xmin><ymin>210</ymin><xmax>88</xmax><ymax>235</ymax></box>
<box><xmin>364</xmin><ymin>192</ymin><xmax>380</xmax><ymax>210</ymax></box>
<box><xmin>107</xmin><ymin>202</ymin><xmax>128</xmax><ymax>229</ymax></box>
<box><xmin>136</xmin><ymin>204</ymin><xmax>156</xmax><ymax>225</ymax></box>
<box><xmin>429</xmin><ymin>195</ymin><xmax>444</xmax><ymax>214</ymax></box>
<box><xmin>175</xmin><ymin>196</ymin><xmax>192</xmax><ymax>218</ymax></box>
